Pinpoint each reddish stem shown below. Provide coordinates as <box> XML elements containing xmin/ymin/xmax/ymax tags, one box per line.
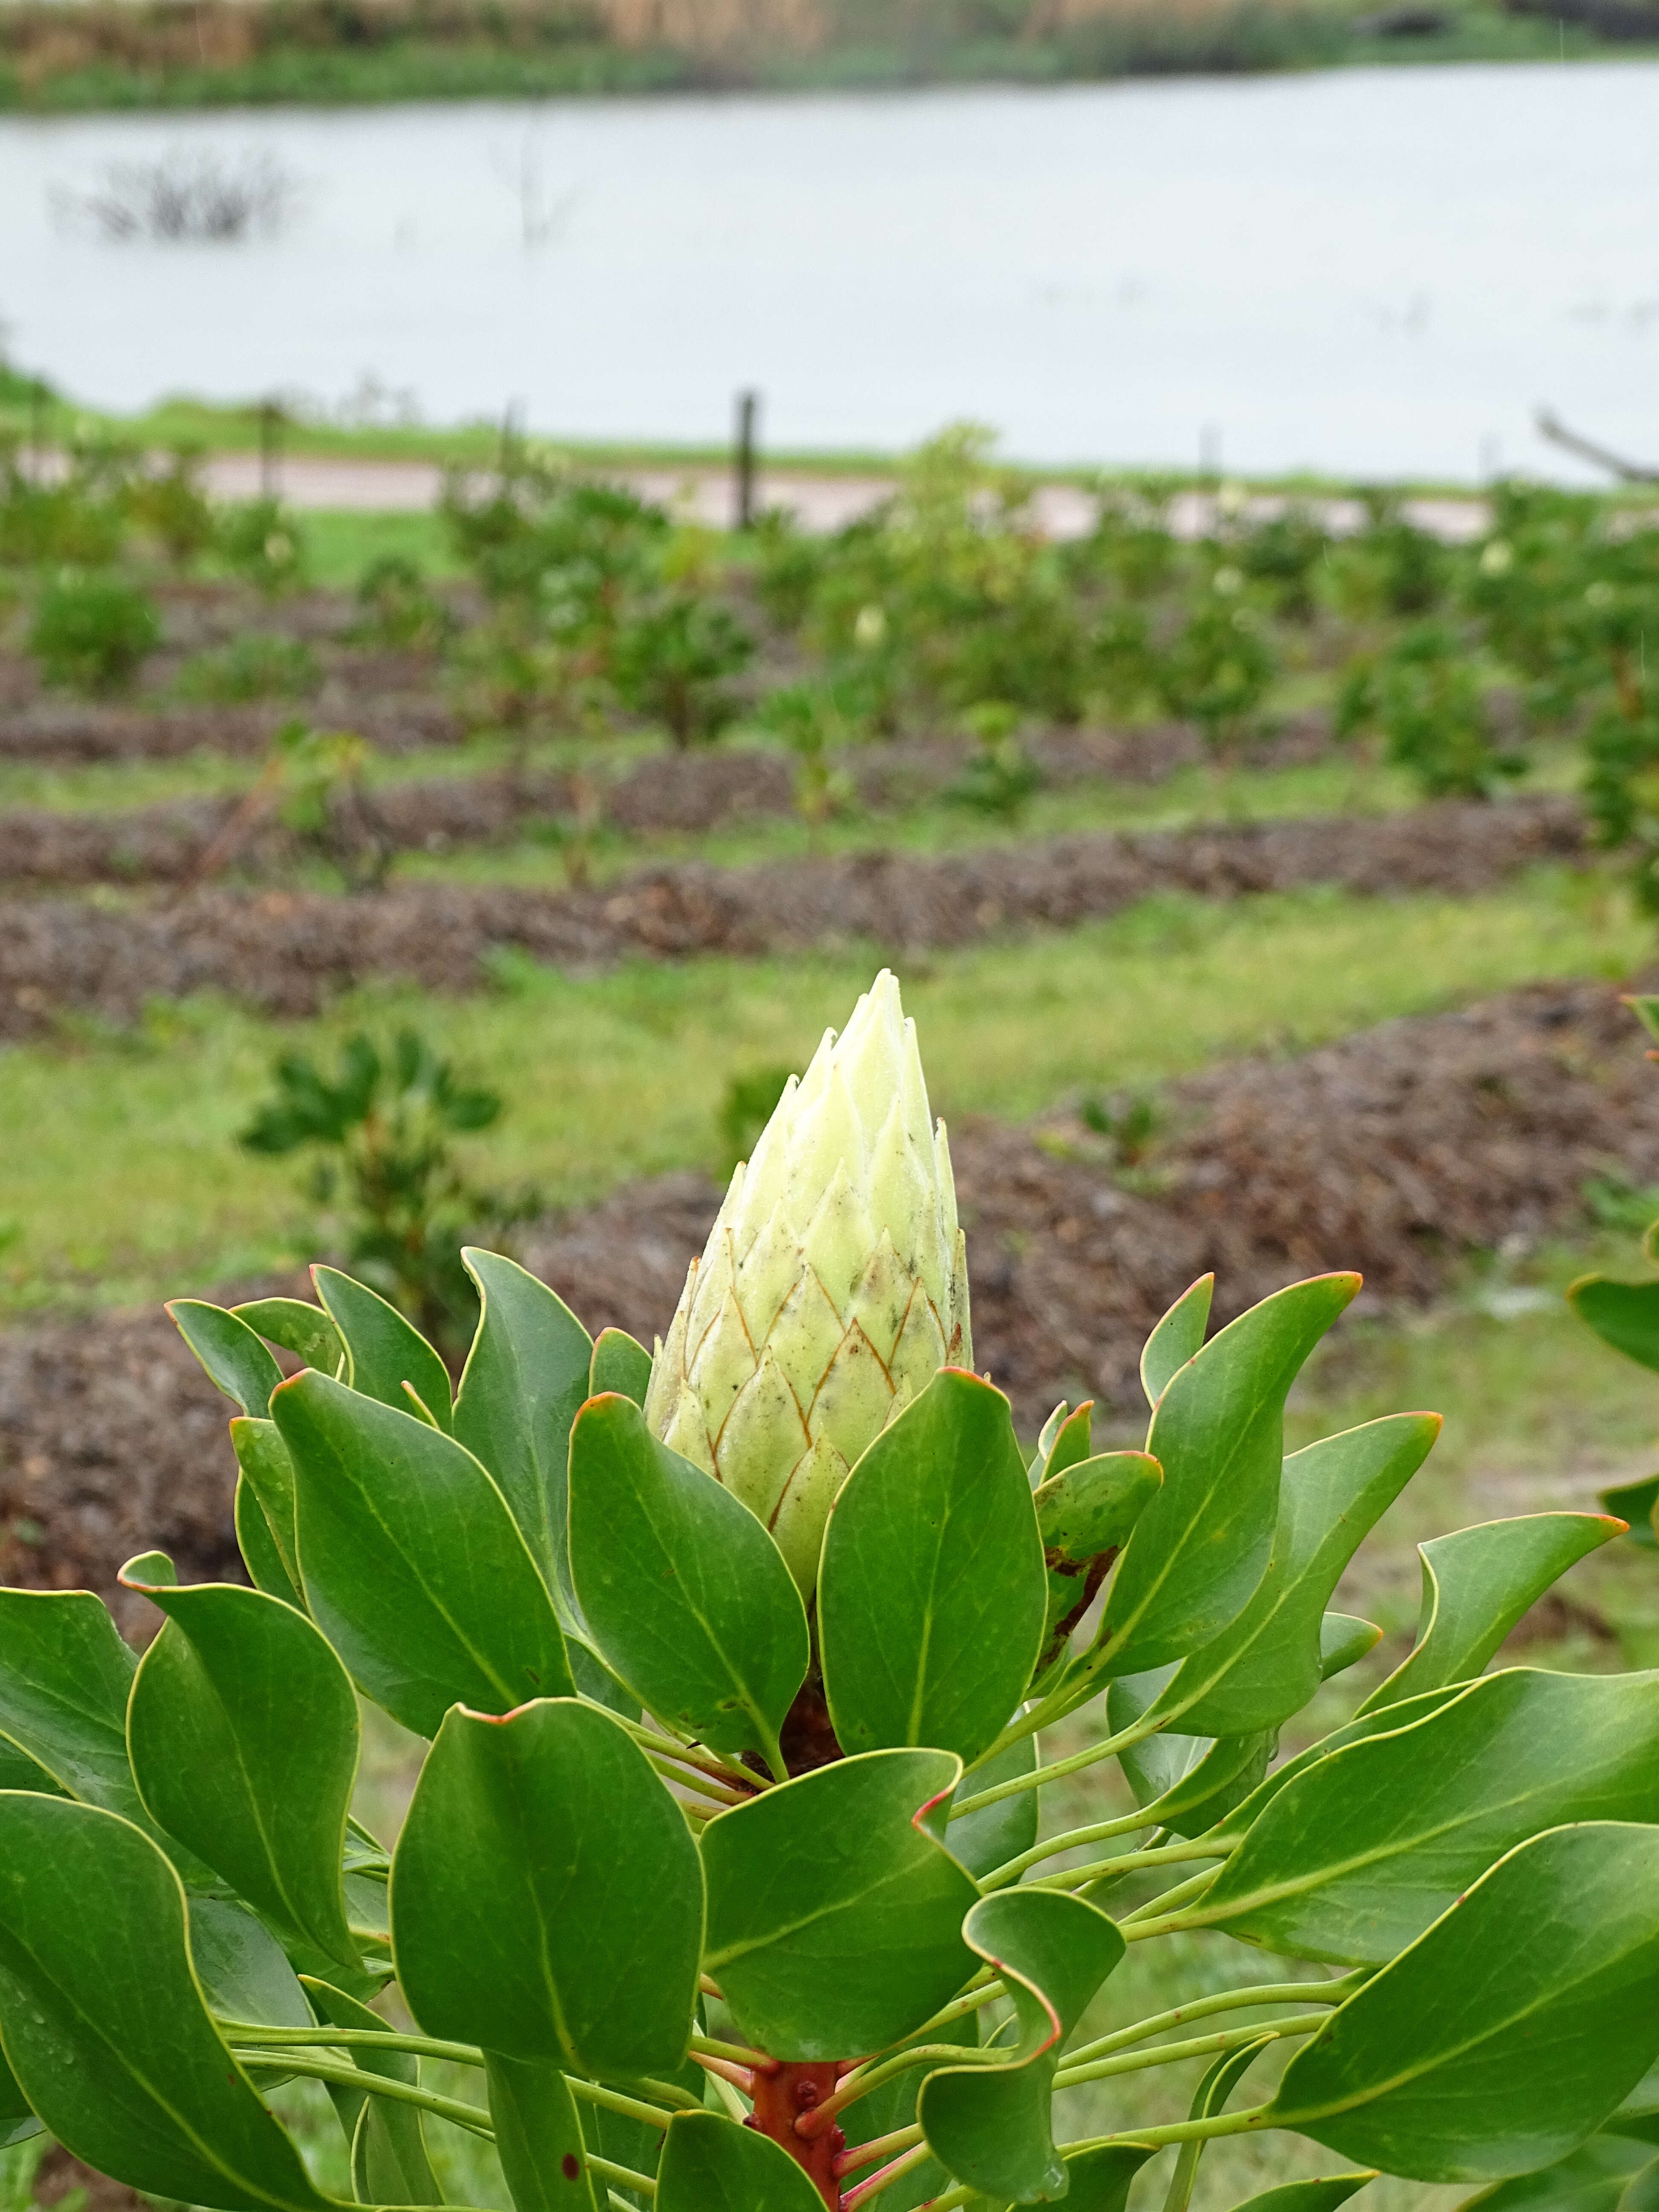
<box><xmin>748</xmin><ymin>2060</ymin><xmax>844</xmax><ymax>2209</ymax></box>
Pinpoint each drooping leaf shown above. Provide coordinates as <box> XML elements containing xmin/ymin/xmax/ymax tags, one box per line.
<box><xmin>1157</xmin><ymin>1413</ymin><xmax>1440</xmax><ymax>1738</ymax></box>
<box><xmin>122</xmin><ymin>1555</ymin><xmax>360</xmax><ymax>1967</ymax></box>
<box><xmin>189</xmin><ymin>1897</ymin><xmax>314</xmax><ymax>2030</ymax></box>
<box><xmin>948</xmin><ymin>1730</ymin><xmax>1040</xmax><ymax>1880</ymax></box>
<box><xmin>305</xmin><ymin>1977</ymin><xmax>442</xmax><ymax>2206</ymax></box>
<box><xmin>1569</xmin><ymin>1276</ymin><xmax>1659</xmax><ymax>1375</ymax></box>
<box><xmin>486</xmin><ymin>2054</ymin><xmax>600</xmax><ymax>2212</ymax></box>
<box><xmin>1101</xmin><ymin>1275</ymin><xmax>1359</xmax><ymax>1676</ymax></box>
<box><xmin>271</xmin><ymin>1368</ymin><xmax>573</xmax><ymax>1739</ymax></box>
<box><xmin>1359</xmin><ymin>1513</ymin><xmax>1624</xmax><ymax>1714</ymax></box>
<box><xmin>0</xmin><ymin>1588</ymin><xmax>145</xmax><ymax>1822</ymax></box>
<box><xmin>700</xmin><ymin>1749</ymin><xmax>978</xmax><ymax>2060</ymax></box>
<box><xmin>235</xmin><ymin>1296</ymin><xmax>346</xmax><ymax>1374</ymax></box>
<box><xmin>1141</xmin><ymin>1273</ymin><xmax>1214</xmax><ymax>1407</ymax></box>
<box><xmin>454</xmin><ymin>1250</ymin><xmax>593</xmax><ymax>1617</ymax></box>
<box><xmin>168</xmin><ymin>1300</ymin><xmax>283</xmax><ymax>1417</ymax></box>
<box><xmin>1045</xmin><ymin>2147</ymin><xmax>1157</xmax><ymax>2212</ymax></box>
<box><xmin>1107</xmin><ymin>1667</ymin><xmax>1272</xmax><ymax>1842</ymax></box>
<box><xmin>391</xmin><ymin>1698</ymin><xmax>703</xmax><ymax>2079</ymax></box>
<box><xmin>820</xmin><ymin>1371</ymin><xmax>1047</xmax><ymax>1765</ymax></box>
<box><xmin>1224</xmin><ymin>2178</ymin><xmax>1376</xmax><ymax>2212</ymax></box>
<box><xmin>1270</xmin><ymin>1822</ymin><xmax>1659</xmax><ymax>2180</ymax></box>
<box><xmin>1202</xmin><ymin>1668</ymin><xmax>1659</xmax><ymax>1963</ymax></box>
<box><xmin>655</xmin><ymin>2109</ymin><xmax>824</xmax><ymax>2212</ymax></box>
<box><xmin>567</xmin><ymin>1395</ymin><xmax>807</xmax><ymax>1773</ymax></box>
<box><xmin>234</xmin><ymin>1475</ymin><xmax>304</xmax><ymax>1608</ymax></box>
<box><xmin>1601</xmin><ymin>1476</ymin><xmax>1659</xmax><ymax>1549</ymax></box>
<box><xmin>1033</xmin><ymin>1451</ymin><xmax>1162</xmax><ymax>1667</ymax></box>
<box><xmin>591</xmin><ymin>1328</ymin><xmax>653</xmax><ymax>1409</ymax></box>
<box><xmin>312</xmin><ymin>1265</ymin><xmax>454</xmax><ymax>1431</ymax></box>
<box><xmin>0</xmin><ymin>1794</ymin><xmax>331</xmax><ymax>2210</ymax></box>
<box><xmin>1459</xmin><ymin>2139</ymin><xmax>1657</xmax><ymax>2212</ymax></box>
<box><xmin>918</xmin><ymin>1889</ymin><xmax>1125</xmax><ymax>2202</ymax></box>
<box><xmin>231</xmin><ymin>1417</ymin><xmax>302</xmax><ymax>1592</ymax></box>
<box><xmin>1161</xmin><ymin>2039</ymin><xmax>1276</xmax><ymax>2212</ymax></box>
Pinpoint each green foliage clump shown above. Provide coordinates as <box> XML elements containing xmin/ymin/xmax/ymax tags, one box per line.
<box><xmin>174</xmin><ymin>631</ymin><xmax>320</xmax><ymax>704</ymax></box>
<box><xmin>1337</xmin><ymin>620</ymin><xmax>1523</xmax><ymax>799</ymax></box>
<box><xmin>128</xmin><ymin>445</ymin><xmax>217</xmax><ymax>568</ymax></box>
<box><xmin>218</xmin><ymin>494</ymin><xmax>307</xmax><ymax>594</ymax></box>
<box><xmin>27</xmin><ymin>566</ymin><xmax>160</xmax><ymax>693</ymax></box>
<box><xmin>352</xmin><ymin>552</ymin><xmax>452</xmax><ymax>649</ymax></box>
<box><xmin>1155</xmin><ymin>579</ymin><xmax>1278</xmax><ymax>757</ymax></box>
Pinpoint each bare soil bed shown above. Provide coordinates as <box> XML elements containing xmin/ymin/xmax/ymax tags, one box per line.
<box><xmin>0</xmin><ymin>721</ymin><xmax>1328</xmax><ymax>890</ymax></box>
<box><xmin>0</xmin><ymin>793</ymin><xmax>1586</xmax><ymax>1039</ymax></box>
<box><xmin>5</xmin><ymin>969</ymin><xmax>1651</xmax><ymax>1624</ymax></box>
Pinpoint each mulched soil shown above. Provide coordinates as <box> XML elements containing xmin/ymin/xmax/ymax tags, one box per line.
<box><xmin>5</xmin><ymin>970</ymin><xmax>1653</xmax><ymax>1624</ymax></box>
<box><xmin>0</xmin><ymin>793</ymin><xmax>1587</xmax><ymax>1039</ymax></box>
<box><xmin>0</xmin><ymin>720</ymin><xmax>1330</xmax><ymax>891</ymax></box>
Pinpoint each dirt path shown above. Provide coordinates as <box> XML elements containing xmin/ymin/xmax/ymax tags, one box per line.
<box><xmin>4</xmin><ymin>968</ymin><xmax>1649</xmax><ymax>1625</ymax></box>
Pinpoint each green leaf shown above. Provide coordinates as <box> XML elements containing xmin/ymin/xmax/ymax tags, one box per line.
<box><xmin>1030</xmin><ymin>1401</ymin><xmax>1094</xmax><ymax>1487</ymax></box>
<box><xmin>0</xmin><ymin>1794</ymin><xmax>330</xmax><ymax>2209</ymax></box>
<box><xmin>303</xmin><ymin>1979</ymin><xmax>442</xmax><ymax>2207</ymax></box>
<box><xmin>271</xmin><ymin>1368</ymin><xmax>573</xmax><ymax>1739</ymax></box>
<box><xmin>235</xmin><ymin>1473</ymin><xmax>305</xmax><ymax>1609</ymax></box>
<box><xmin>169</xmin><ymin>1300</ymin><xmax>283</xmax><ymax>1417</ymax></box>
<box><xmin>1270</xmin><ymin>1822</ymin><xmax>1659</xmax><ymax>2180</ymax></box>
<box><xmin>1034</xmin><ymin>1451</ymin><xmax>1161</xmax><ymax>1668</ymax></box>
<box><xmin>1359</xmin><ymin>1513</ymin><xmax>1624</xmax><ymax>1714</ymax></box>
<box><xmin>1040</xmin><ymin>2147</ymin><xmax>1156</xmax><ymax>2212</ymax></box>
<box><xmin>567</xmin><ymin>1394</ymin><xmax>807</xmax><ymax>1773</ymax></box>
<box><xmin>1199</xmin><ymin>1668</ymin><xmax>1659</xmax><ymax>1963</ymax></box>
<box><xmin>1102</xmin><ymin>1274</ymin><xmax>1359</xmax><ymax>1674</ymax></box>
<box><xmin>1320</xmin><ymin>1614</ymin><xmax>1382</xmax><ymax>1681</ymax></box>
<box><xmin>591</xmin><ymin>1328</ymin><xmax>654</xmax><ymax>1409</ymax></box>
<box><xmin>1158</xmin><ymin>1413</ymin><xmax>1440</xmax><ymax>1738</ymax></box>
<box><xmin>1223</xmin><ymin>2179</ymin><xmax>1375</xmax><ymax>2212</ymax></box>
<box><xmin>655</xmin><ymin>2109</ymin><xmax>824</xmax><ymax>2212</ymax></box>
<box><xmin>454</xmin><ymin>1250</ymin><xmax>594</xmax><ymax>1616</ymax></box>
<box><xmin>122</xmin><ymin>1557</ymin><xmax>360</xmax><ymax>1968</ymax></box>
<box><xmin>1141</xmin><ymin>1273</ymin><xmax>1214</xmax><ymax>1406</ymax></box>
<box><xmin>231</xmin><ymin>1417</ymin><xmax>302</xmax><ymax>1592</ymax></box>
<box><xmin>1601</xmin><ymin>1476</ymin><xmax>1659</xmax><ymax>1548</ymax></box>
<box><xmin>391</xmin><ymin>1697</ymin><xmax>703</xmax><ymax>2078</ymax></box>
<box><xmin>312</xmin><ymin>1265</ymin><xmax>454</xmax><ymax>1431</ymax></box>
<box><xmin>0</xmin><ymin>1588</ymin><xmax>144</xmax><ymax>1822</ymax></box>
<box><xmin>1460</xmin><ymin>2139</ymin><xmax>1657</xmax><ymax>2212</ymax></box>
<box><xmin>235</xmin><ymin>1297</ymin><xmax>345</xmax><ymax>1374</ymax></box>
<box><xmin>189</xmin><ymin>1897</ymin><xmax>314</xmax><ymax>2031</ymax></box>
<box><xmin>1162</xmin><ymin>2040</ymin><xmax>1275</xmax><ymax>2212</ymax></box>
<box><xmin>1106</xmin><ymin>1668</ymin><xmax>1271</xmax><ymax>1842</ymax></box>
<box><xmin>820</xmin><ymin>1371</ymin><xmax>1047</xmax><ymax>1765</ymax></box>
<box><xmin>918</xmin><ymin>1889</ymin><xmax>1125</xmax><ymax>2201</ymax></box>
<box><xmin>1569</xmin><ymin>1276</ymin><xmax>1659</xmax><ymax>1374</ymax></box>
<box><xmin>948</xmin><ymin>1731</ymin><xmax>1040</xmax><ymax>1880</ymax></box>
<box><xmin>843</xmin><ymin>2013</ymin><xmax>979</xmax><ymax>2211</ymax></box>
<box><xmin>701</xmin><ymin>1749</ymin><xmax>979</xmax><ymax>2061</ymax></box>
<box><xmin>486</xmin><ymin>2055</ymin><xmax>600</xmax><ymax>2212</ymax></box>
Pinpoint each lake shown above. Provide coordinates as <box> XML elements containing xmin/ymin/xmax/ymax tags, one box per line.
<box><xmin>0</xmin><ymin>61</ymin><xmax>1655</xmax><ymax>481</ymax></box>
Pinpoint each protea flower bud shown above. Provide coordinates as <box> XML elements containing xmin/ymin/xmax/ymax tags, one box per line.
<box><xmin>643</xmin><ymin>970</ymin><xmax>970</xmax><ymax>1598</ymax></box>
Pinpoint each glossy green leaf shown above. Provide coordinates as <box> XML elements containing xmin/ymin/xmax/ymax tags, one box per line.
<box><xmin>1034</xmin><ymin>1451</ymin><xmax>1162</xmax><ymax>1668</ymax></box>
<box><xmin>591</xmin><ymin>1328</ymin><xmax>653</xmax><ymax>1409</ymax></box>
<box><xmin>169</xmin><ymin>1300</ymin><xmax>284</xmax><ymax>1417</ymax></box>
<box><xmin>919</xmin><ymin>1889</ymin><xmax>1125</xmax><ymax>2202</ymax></box>
<box><xmin>0</xmin><ymin>1588</ymin><xmax>145</xmax><ymax>1822</ymax></box>
<box><xmin>454</xmin><ymin>1249</ymin><xmax>593</xmax><ymax>1615</ymax></box>
<box><xmin>1159</xmin><ymin>1414</ymin><xmax>1439</xmax><ymax>1738</ymax></box>
<box><xmin>1460</xmin><ymin>2139</ymin><xmax>1658</xmax><ymax>2212</ymax></box>
<box><xmin>231</xmin><ymin>1417</ymin><xmax>302</xmax><ymax>1591</ymax></box>
<box><xmin>1224</xmin><ymin>2178</ymin><xmax>1375</xmax><ymax>2212</ymax></box>
<box><xmin>1202</xmin><ymin>1668</ymin><xmax>1659</xmax><ymax>1963</ymax></box>
<box><xmin>1320</xmin><ymin>1614</ymin><xmax>1383</xmax><ymax>1681</ymax></box>
<box><xmin>235</xmin><ymin>1474</ymin><xmax>305</xmax><ymax>1609</ymax></box>
<box><xmin>701</xmin><ymin>1749</ymin><xmax>978</xmax><ymax>2060</ymax></box>
<box><xmin>1106</xmin><ymin>1668</ymin><xmax>1271</xmax><ymax>1842</ymax></box>
<box><xmin>122</xmin><ymin>1556</ymin><xmax>360</xmax><ymax>1967</ymax></box>
<box><xmin>1162</xmin><ymin>2039</ymin><xmax>1275</xmax><ymax>2212</ymax></box>
<box><xmin>1359</xmin><ymin>1513</ymin><xmax>1624</xmax><ymax>1714</ymax></box>
<box><xmin>0</xmin><ymin>1794</ymin><xmax>330</xmax><ymax>2209</ymax></box>
<box><xmin>1102</xmin><ymin>1274</ymin><xmax>1359</xmax><ymax>1674</ymax></box>
<box><xmin>1270</xmin><ymin>1822</ymin><xmax>1659</xmax><ymax>2180</ymax></box>
<box><xmin>1218</xmin><ymin>1680</ymin><xmax>1471</xmax><ymax>1838</ymax></box>
<box><xmin>1030</xmin><ymin>1400</ymin><xmax>1095</xmax><ymax>1487</ymax></box>
<box><xmin>1041</xmin><ymin>2147</ymin><xmax>1156</xmax><ymax>2212</ymax></box>
<box><xmin>820</xmin><ymin>1371</ymin><xmax>1046</xmax><ymax>1765</ymax></box>
<box><xmin>235</xmin><ymin>1296</ymin><xmax>346</xmax><ymax>1374</ymax></box>
<box><xmin>1601</xmin><ymin>1476</ymin><xmax>1659</xmax><ymax>1548</ymax></box>
<box><xmin>392</xmin><ymin>1697</ymin><xmax>702</xmax><ymax>2078</ymax></box>
<box><xmin>949</xmin><ymin>1731</ymin><xmax>1040</xmax><ymax>1879</ymax></box>
<box><xmin>655</xmin><ymin>2109</ymin><xmax>823</xmax><ymax>2212</ymax></box>
<box><xmin>271</xmin><ymin>1367</ymin><xmax>573</xmax><ymax>1738</ymax></box>
<box><xmin>486</xmin><ymin>2054</ymin><xmax>600</xmax><ymax>2212</ymax></box>
<box><xmin>843</xmin><ymin>2012</ymin><xmax>980</xmax><ymax>2211</ymax></box>
<box><xmin>567</xmin><ymin>1395</ymin><xmax>807</xmax><ymax>1773</ymax></box>
<box><xmin>312</xmin><ymin>1265</ymin><xmax>454</xmax><ymax>1431</ymax></box>
<box><xmin>1623</xmin><ymin>2159</ymin><xmax>1659</xmax><ymax>2212</ymax></box>
<box><xmin>189</xmin><ymin>1897</ymin><xmax>314</xmax><ymax>2031</ymax></box>
<box><xmin>301</xmin><ymin>1979</ymin><xmax>442</xmax><ymax>2206</ymax></box>
<box><xmin>1569</xmin><ymin>1276</ymin><xmax>1659</xmax><ymax>1375</ymax></box>
<box><xmin>1141</xmin><ymin>1273</ymin><xmax>1214</xmax><ymax>1407</ymax></box>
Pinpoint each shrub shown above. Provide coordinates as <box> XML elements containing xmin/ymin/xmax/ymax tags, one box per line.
<box><xmin>27</xmin><ymin>567</ymin><xmax>160</xmax><ymax>693</ymax></box>
<box><xmin>218</xmin><ymin>494</ymin><xmax>306</xmax><ymax>594</ymax></box>
<box><xmin>1337</xmin><ymin>620</ymin><xmax>1524</xmax><ymax>799</ymax></box>
<box><xmin>128</xmin><ymin>445</ymin><xmax>217</xmax><ymax>568</ymax></box>
<box><xmin>174</xmin><ymin>631</ymin><xmax>319</xmax><ymax>703</ymax></box>
<box><xmin>4</xmin><ymin>969</ymin><xmax>1658</xmax><ymax>2212</ymax></box>
<box><xmin>1155</xmin><ymin>584</ymin><xmax>1277</xmax><ymax>756</ymax></box>
<box><xmin>352</xmin><ymin>552</ymin><xmax>453</xmax><ymax>649</ymax></box>
<box><xmin>611</xmin><ymin>590</ymin><xmax>754</xmax><ymax>748</ymax></box>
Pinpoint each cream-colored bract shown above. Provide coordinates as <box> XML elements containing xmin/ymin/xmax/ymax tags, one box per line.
<box><xmin>643</xmin><ymin>970</ymin><xmax>971</xmax><ymax>1598</ymax></box>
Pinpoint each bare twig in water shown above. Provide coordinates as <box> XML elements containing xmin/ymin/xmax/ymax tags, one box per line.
<box><xmin>50</xmin><ymin>150</ymin><xmax>299</xmax><ymax>244</ymax></box>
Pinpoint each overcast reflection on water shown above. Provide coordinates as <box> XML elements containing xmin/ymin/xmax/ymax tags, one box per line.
<box><xmin>0</xmin><ymin>61</ymin><xmax>1655</xmax><ymax>479</ymax></box>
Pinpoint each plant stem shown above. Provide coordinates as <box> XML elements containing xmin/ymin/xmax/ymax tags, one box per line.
<box><xmin>1053</xmin><ymin>2010</ymin><xmax>1329</xmax><ymax>2090</ymax></box>
<box><xmin>1065</xmin><ymin>2103</ymin><xmax>1274</xmax><ymax>2152</ymax></box>
<box><xmin>834</xmin><ymin>2123</ymin><xmax>923</xmax><ymax>2178</ymax></box>
<box><xmin>796</xmin><ymin>2043</ymin><xmax>1000</xmax><ymax>2137</ymax></box>
<box><xmin>1121</xmin><ymin>1866</ymin><xmax>1225</xmax><ymax>1936</ymax></box>
<box><xmin>604</xmin><ymin>1710</ymin><xmax>765</xmax><ymax>1794</ymax></box>
<box><xmin>690</xmin><ymin>2031</ymin><xmax>771</xmax><ymax>2069</ymax></box>
<box><xmin>231</xmin><ymin>2049</ymin><xmax>496</xmax><ymax>2138</ymax></box>
<box><xmin>693</xmin><ymin>2053</ymin><xmax>754</xmax><ymax>2093</ymax></box>
<box><xmin>640</xmin><ymin>1753</ymin><xmax>750</xmax><ymax>1809</ymax></box>
<box><xmin>1028</xmin><ymin>1836</ymin><xmax>1235</xmax><ymax>1893</ymax></box>
<box><xmin>220</xmin><ymin>2022</ymin><xmax>482</xmax><ymax>2068</ymax></box>
<box><xmin>950</xmin><ymin>1713</ymin><xmax>1158</xmax><ymax>1820</ymax></box>
<box><xmin>634</xmin><ymin>2075</ymin><xmax>706</xmax><ymax>2113</ymax></box>
<box><xmin>1061</xmin><ymin>1975</ymin><xmax>1363</xmax><ymax>2072</ymax></box>
<box><xmin>839</xmin><ymin>2140</ymin><xmax>933</xmax><ymax>2210</ymax></box>
<box><xmin>567</xmin><ymin>2081</ymin><xmax>679</xmax><ymax>2132</ymax></box>
<box><xmin>588</xmin><ymin>2151</ymin><xmax>658</xmax><ymax>2198</ymax></box>
<box><xmin>981</xmin><ymin>1809</ymin><xmax>1164</xmax><ymax>1887</ymax></box>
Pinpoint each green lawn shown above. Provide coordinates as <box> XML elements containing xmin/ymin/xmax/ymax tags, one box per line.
<box><xmin>0</xmin><ymin>863</ymin><xmax>1642</xmax><ymax>1316</ymax></box>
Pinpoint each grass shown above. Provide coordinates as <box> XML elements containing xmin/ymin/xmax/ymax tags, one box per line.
<box><xmin>0</xmin><ymin>861</ymin><xmax>1643</xmax><ymax>1316</ymax></box>
<box><xmin>297</xmin><ymin>507</ymin><xmax>462</xmax><ymax>590</ymax></box>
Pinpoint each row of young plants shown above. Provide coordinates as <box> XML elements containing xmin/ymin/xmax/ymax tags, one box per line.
<box><xmin>0</xmin><ymin>970</ymin><xmax>1657</xmax><ymax>2212</ymax></box>
<box><xmin>6</xmin><ymin>423</ymin><xmax>1659</xmax><ymax>888</ymax></box>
